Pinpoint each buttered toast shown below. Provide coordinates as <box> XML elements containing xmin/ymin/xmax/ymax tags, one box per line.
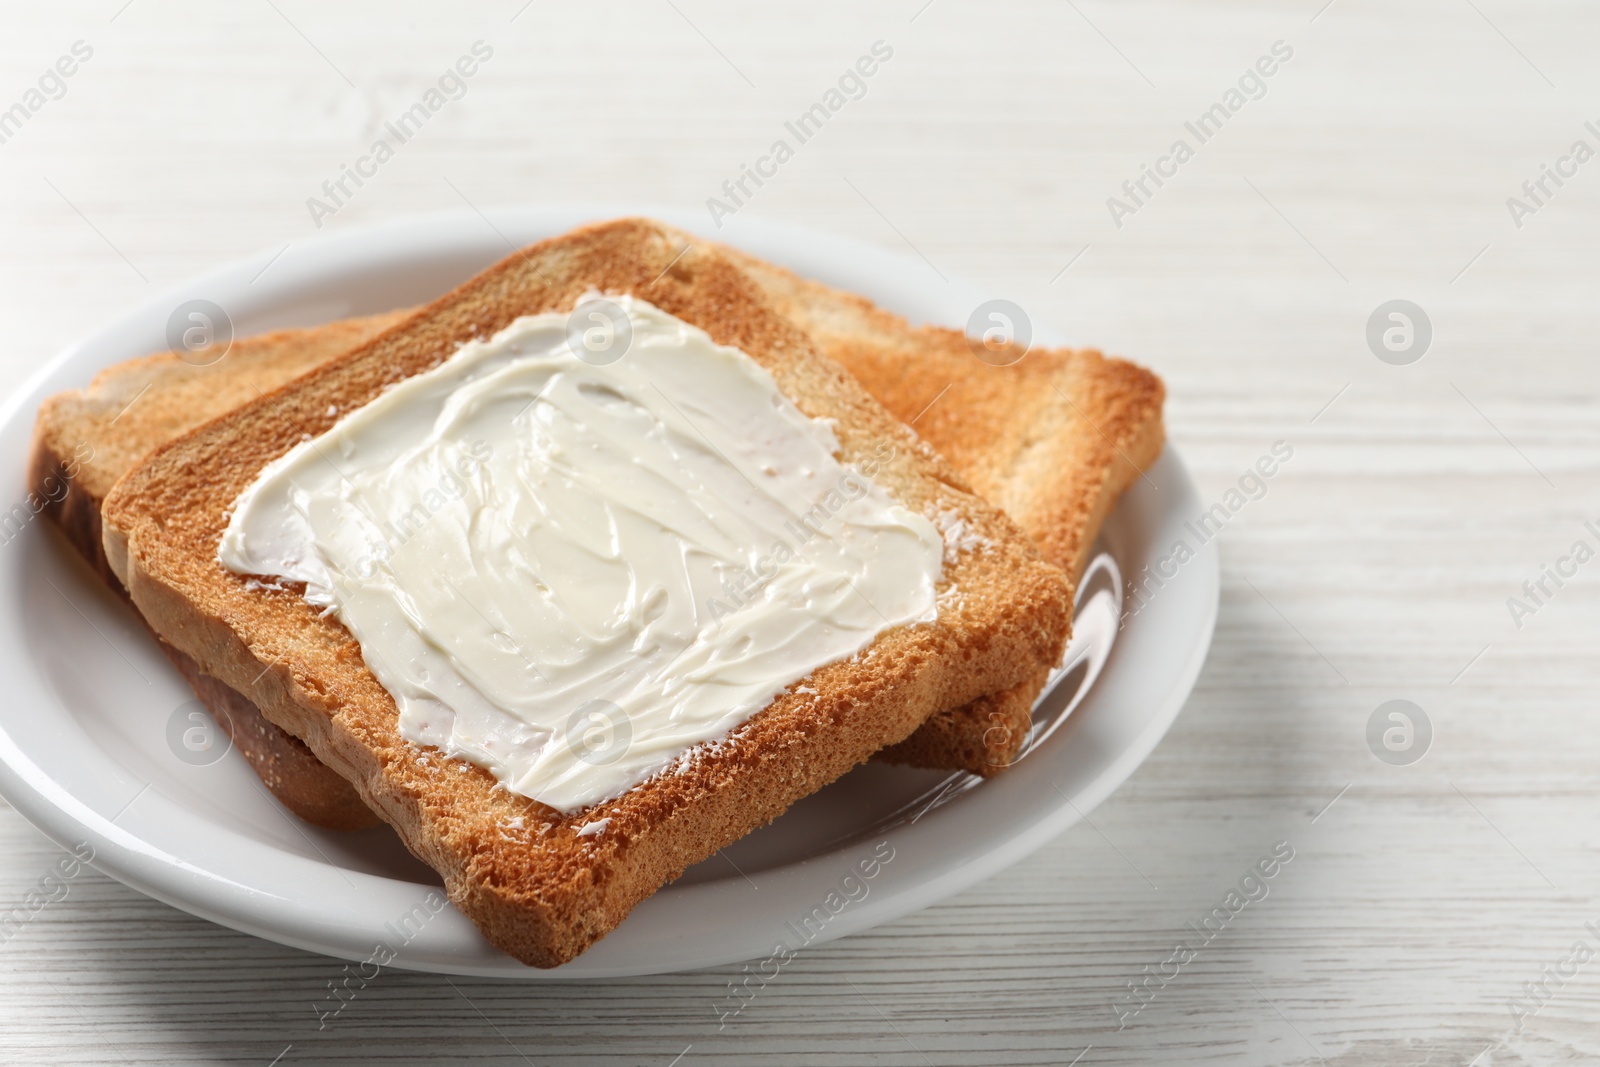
<box><xmin>99</xmin><ymin>219</ymin><xmax>1071</xmax><ymax>965</ymax></box>
<box><xmin>32</xmin><ymin>240</ymin><xmax>1161</xmax><ymax>801</ymax></box>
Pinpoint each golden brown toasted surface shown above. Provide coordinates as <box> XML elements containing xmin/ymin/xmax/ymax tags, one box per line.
<box><xmin>729</xmin><ymin>251</ymin><xmax>1165</xmax><ymax>771</ymax></box>
<box><xmin>26</xmin><ymin>314</ymin><xmax>407</xmax><ymax>828</ymax></box>
<box><xmin>100</xmin><ymin>218</ymin><xmax>1072</xmax><ymax>967</ymax></box>
<box><xmin>730</xmin><ymin>250</ymin><xmax>1167</xmax><ymax>586</ymax></box>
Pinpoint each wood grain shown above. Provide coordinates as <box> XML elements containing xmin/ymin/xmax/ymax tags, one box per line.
<box><xmin>2</xmin><ymin>0</ymin><xmax>1597</xmax><ymax>1063</ymax></box>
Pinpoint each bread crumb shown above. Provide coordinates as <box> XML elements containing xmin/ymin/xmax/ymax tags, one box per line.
<box><xmin>241</xmin><ymin>576</ymin><xmax>291</xmax><ymax>595</ymax></box>
<box><xmin>930</xmin><ymin>507</ymin><xmax>990</xmax><ymax>564</ymax></box>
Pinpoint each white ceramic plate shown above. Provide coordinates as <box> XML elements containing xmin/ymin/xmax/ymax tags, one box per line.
<box><xmin>0</xmin><ymin>207</ymin><xmax>1217</xmax><ymax>977</ymax></box>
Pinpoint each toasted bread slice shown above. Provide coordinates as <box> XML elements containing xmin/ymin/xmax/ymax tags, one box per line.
<box><xmin>29</xmin><ymin>314</ymin><xmax>406</xmax><ymax>829</ymax></box>
<box><xmin>100</xmin><ymin>219</ymin><xmax>1072</xmax><ymax>966</ymax></box>
<box><xmin>727</xmin><ymin>251</ymin><xmax>1165</xmax><ymax>768</ymax></box>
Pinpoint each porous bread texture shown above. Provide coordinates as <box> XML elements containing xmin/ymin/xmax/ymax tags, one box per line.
<box><xmin>100</xmin><ymin>218</ymin><xmax>1072</xmax><ymax>967</ymax></box>
<box><xmin>726</xmin><ymin>250</ymin><xmax>1165</xmax><ymax>770</ymax></box>
<box><xmin>27</xmin><ymin>314</ymin><xmax>406</xmax><ymax>828</ymax></box>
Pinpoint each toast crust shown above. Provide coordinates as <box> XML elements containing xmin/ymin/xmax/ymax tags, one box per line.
<box><xmin>101</xmin><ymin>219</ymin><xmax>1072</xmax><ymax>966</ymax></box>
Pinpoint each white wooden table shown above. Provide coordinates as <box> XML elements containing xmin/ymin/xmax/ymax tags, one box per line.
<box><xmin>2</xmin><ymin>1</ymin><xmax>1596</xmax><ymax>1063</ymax></box>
